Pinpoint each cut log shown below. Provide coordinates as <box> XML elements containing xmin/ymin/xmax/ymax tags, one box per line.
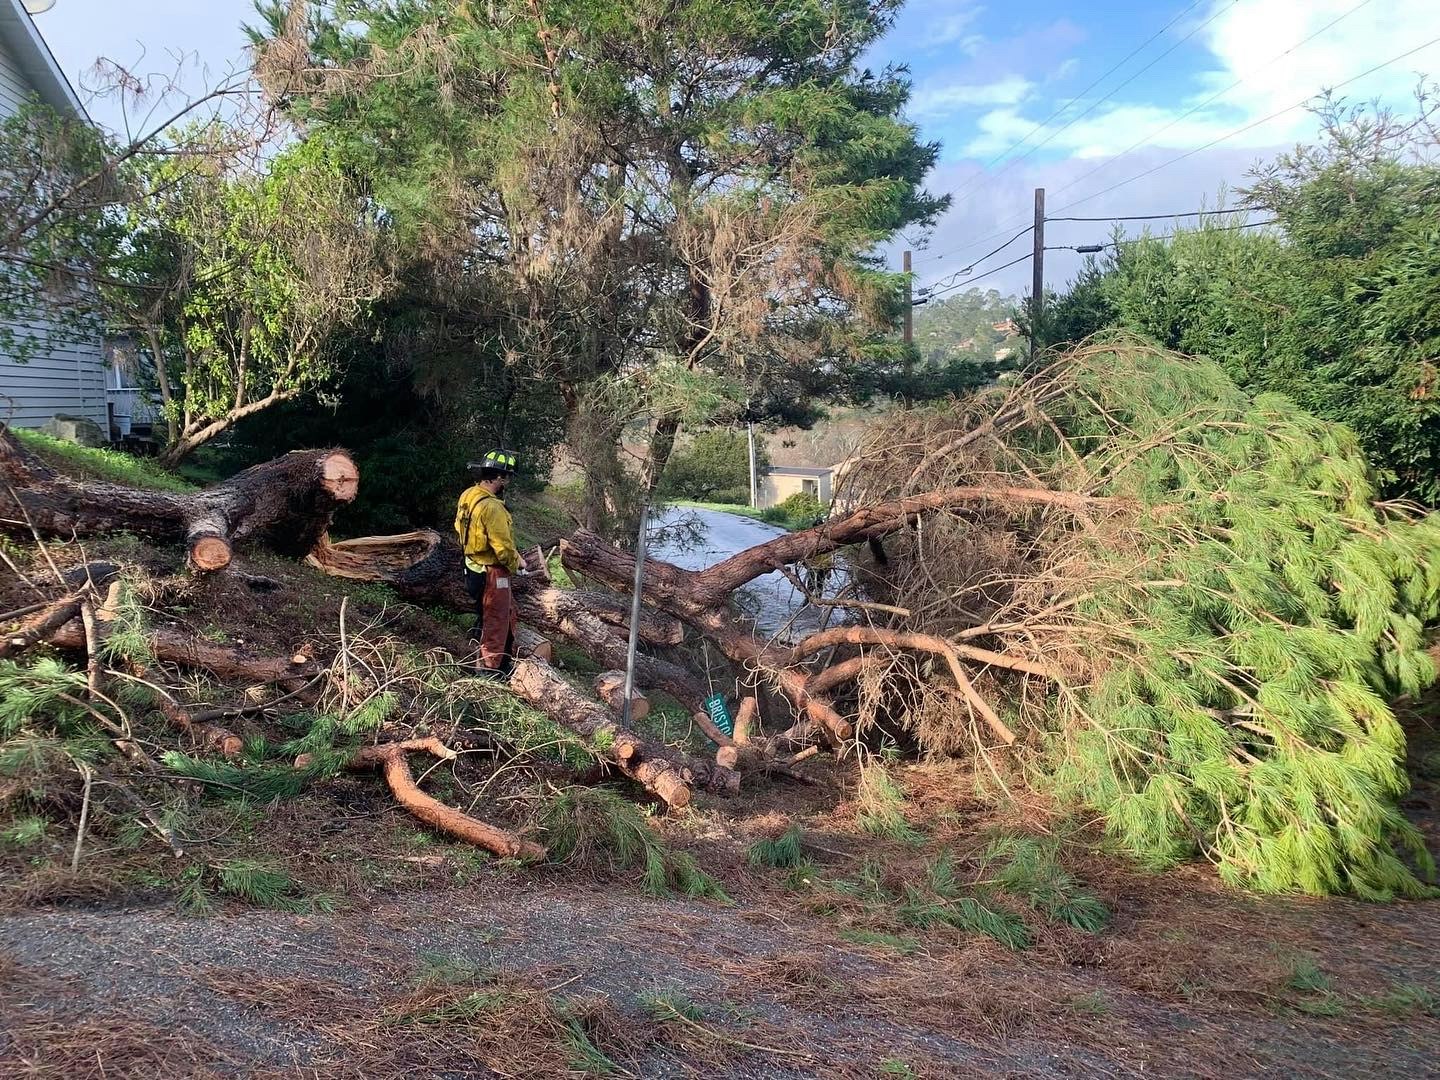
<box><xmin>508</xmin><ymin>658</ymin><xmax>738</xmax><ymax>805</ymax></box>
<box><xmin>732</xmin><ymin>696</ymin><xmax>758</xmax><ymax>745</ymax></box>
<box><xmin>1</xmin><ymin>594</ymin><xmax>84</xmax><ymax>659</ymax></box>
<box><xmin>560</xmin><ymin>530</ymin><xmax>853</xmax><ymax>744</ymax></box>
<box><xmin>155</xmin><ymin>697</ymin><xmax>243</xmax><ymax>759</ymax></box>
<box><xmin>0</xmin><ymin>424</ymin><xmax>357</xmax><ymax>571</ymax></box>
<box><xmin>340</xmin><ymin>738</ymin><xmax>545</xmax><ymax>860</ymax></box>
<box><xmin>1</xmin><ymin>563</ymin><xmax>122</xmax><ymax>659</ymax></box>
<box><xmin>43</xmin><ymin>620</ymin><xmax>319</xmax><ymax>689</ymax></box>
<box><xmin>514</xmin><ymin>625</ymin><xmax>554</xmax><ymax>663</ymax></box>
<box><xmin>594</xmin><ymin>670</ymin><xmax>649</xmax><ymax>721</ymax></box>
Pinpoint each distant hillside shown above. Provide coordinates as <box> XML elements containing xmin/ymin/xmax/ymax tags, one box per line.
<box><xmin>913</xmin><ymin>287</ymin><xmax>1022</xmax><ymax>365</ymax></box>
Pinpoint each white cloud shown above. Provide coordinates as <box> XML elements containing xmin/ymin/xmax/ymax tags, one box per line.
<box><xmin>890</xmin><ymin>145</ymin><xmax>1269</xmax><ymax>299</ymax></box>
<box><xmin>911</xmin><ymin>75</ymin><xmax>1034</xmax><ymax>118</ymax></box>
<box><xmin>960</xmin><ymin>0</ymin><xmax>1440</xmax><ymax>160</ymax></box>
<box><xmin>929</xmin><ymin>7</ymin><xmax>986</xmax><ymax>54</ymax></box>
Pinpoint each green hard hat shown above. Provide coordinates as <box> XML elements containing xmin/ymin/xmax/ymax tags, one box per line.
<box><xmin>470</xmin><ymin>448</ymin><xmax>518</xmax><ymax>475</ymax></box>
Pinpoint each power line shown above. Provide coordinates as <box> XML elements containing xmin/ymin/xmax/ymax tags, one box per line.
<box><xmin>922</xmin><ymin>252</ymin><xmax>1034</xmax><ymax>302</ymax></box>
<box><xmin>1043</xmin><ymin>0</ymin><xmax>1378</xmax><ymax>209</ymax></box>
<box><xmin>1045</xmin><ymin>217</ymin><xmax>1279</xmax><ymax>252</ymax></box>
<box><xmin>972</xmin><ymin>0</ymin><xmax>1239</xmax><ymax>181</ymax></box>
<box><xmin>929</xmin><ymin>0</ymin><xmax>1385</xmax><ymax>266</ymax></box>
<box><xmin>932</xmin><ymin>0</ymin><xmax>1216</xmax><ymax>225</ymax></box>
<box><xmin>1046</xmin><ymin>208</ymin><xmax>1256</xmax><ymax>222</ymax></box>
<box><xmin>920</xmin><ymin>222</ymin><xmax>1034</xmax><ymax>289</ymax></box>
<box><xmin>1050</xmin><ymin>32</ymin><xmax>1440</xmax><ymax>215</ymax></box>
<box><xmin>920</xmin><ymin>218</ymin><xmax>1279</xmax><ymax>305</ymax></box>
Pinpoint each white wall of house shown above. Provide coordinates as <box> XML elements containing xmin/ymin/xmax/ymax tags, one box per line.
<box><xmin>0</xmin><ymin>8</ymin><xmax>110</xmax><ymax>433</ymax></box>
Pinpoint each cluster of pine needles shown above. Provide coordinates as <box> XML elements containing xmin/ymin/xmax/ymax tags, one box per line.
<box><xmin>835</xmin><ymin>335</ymin><xmax>1440</xmax><ymax>898</ymax></box>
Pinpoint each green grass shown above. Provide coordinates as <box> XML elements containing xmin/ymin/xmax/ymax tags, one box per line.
<box><xmin>1284</xmin><ymin>955</ymin><xmax>1332</xmax><ymax>995</ymax></box>
<box><xmin>1356</xmin><ymin>983</ymin><xmax>1438</xmax><ymax>1016</ymax></box>
<box><xmin>540</xmin><ymin>786</ymin><xmax>728</xmax><ymax>900</ymax></box>
<box><xmin>854</xmin><ymin>769</ymin><xmax>925</xmax><ymax>846</ymax></box>
<box><xmin>669</xmin><ymin>499</ymin><xmax>768</xmax><ymax>521</ymax></box>
<box><xmin>747</xmin><ymin>824</ymin><xmax>806</xmax><ymax>869</ymax></box>
<box><xmin>667</xmin><ymin>499</ymin><xmax>822</xmax><ymax>531</ymax></box>
<box><xmin>878</xmin><ymin>1061</ymin><xmax>919</xmax><ymax>1079</ymax></box>
<box><xmin>1068</xmin><ymin>990</ymin><xmax>1112</xmax><ymax>1017</ymax></box>
<box><xmin>13</xmin><ymin>429</ymin><xmax>195</xmax><ymax>492</ymax></box>
<box><xmin>639</xmin><ymin>988</ymin><xmax>705</xmax><ymax>1023</ymax></box>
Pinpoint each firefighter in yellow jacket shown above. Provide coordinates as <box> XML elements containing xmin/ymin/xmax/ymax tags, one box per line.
<box><xmin>455</xmin><ymin>449</ymin><xmax>523</xmax><ymax>676</ymax></box>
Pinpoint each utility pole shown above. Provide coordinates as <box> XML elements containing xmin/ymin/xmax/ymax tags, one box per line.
<box><xmin>747</xmin><ymin>422</ymin><xmax>758</xmax><ymax>508</ymax></box>
<box><xmin>1030</xmin><ymin>188</ymin><xmax>1045</xmax><ymax>361</ymax></box>
<box><xmin>902</xmin><ymin>249</ymin><xmax>914</xmax><ymax>382</ymax></box>
<box><xmin>902</xmin><ymin>249</ymin><xmax>913</xmax><ymax>346</ymax></box>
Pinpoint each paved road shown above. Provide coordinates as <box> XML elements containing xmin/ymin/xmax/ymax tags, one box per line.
<box><xmin>649</xmin><ymin>506</ymin><xmax>843</xmax><ymax>641</ymax></box>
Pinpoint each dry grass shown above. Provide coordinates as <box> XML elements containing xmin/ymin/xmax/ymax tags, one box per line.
<box><xmin>0</xmin><ymin>957</ymin><xmax>235</xmax><ymax>1079</ymax></box>
<box><xmin>199</xmin><ymin>962</ymin><xmax>659</xmax><ymax>1079</ymax></box>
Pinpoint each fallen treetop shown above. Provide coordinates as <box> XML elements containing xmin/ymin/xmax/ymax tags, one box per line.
<box><xmin>7</xmin><ymin>336</ymin><xmax>1439</xmax><ymax>901</ymax></box>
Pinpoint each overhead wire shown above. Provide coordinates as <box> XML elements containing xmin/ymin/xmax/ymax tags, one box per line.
<box><xmin>1043</xmin><ymin>0</ymin><xmax>1380</xmax><ymax>209</ymax></box>
<box><xmin>920</xmin><ymin>252</ymin><xmax>1034</xmax><ymax>302</ymax></box>
<box><xmin>1044</xmin><ymin>217</ymin><xmax>1279</xmax><ymax>252</ymax></box>
<box><xmin>962</xmin><ymin>0</ymin><xmax>1240</xmax><ymax>184</ymax></box>
<box><xmin>1049</xmin><ymin>32</ymin><xmax>1440</xmax><ymax>214</ymax></box>
<box><xmin>922</xmin><ymin>0</ymin><xmax>1390</xmax><ymax>267</ymax></box>
<box><xmin>927</xmin><ymin>0</ymin><xmax>1219</xmax><ymax>240</ymax></box>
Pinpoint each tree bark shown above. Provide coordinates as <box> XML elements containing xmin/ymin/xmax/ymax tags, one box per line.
<box><xmin>508</xmin><ymin>658</ymin><xmax>737</xmax><ymax>805</ymax></box>
<box><xmin>306</xmin><ymin>530</ymin><xmax>683</xmax><ymax>647</ymax></box>
<box><xmin>44</xmin><ymin>619</ymin><xmax>319</xmax><ymax>689</ymax></box>
<box><xmin>0</xmin><ymin>424</ymin><xmax>357</xmax><ymax>571</ymax></box>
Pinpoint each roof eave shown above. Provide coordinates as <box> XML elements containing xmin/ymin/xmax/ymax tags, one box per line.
<box><xmin>0</xmin><ymin>0</ymin><xmax>91</xmax><ymax>122</ymax></box>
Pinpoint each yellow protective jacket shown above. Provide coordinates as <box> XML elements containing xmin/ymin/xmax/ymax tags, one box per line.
<box><xmin>454</xmin><ymin>486</ymin><xmax>521</xmax><ymax>574</ymax></box>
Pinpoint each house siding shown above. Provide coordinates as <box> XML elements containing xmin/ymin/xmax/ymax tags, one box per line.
<box><xmin>0</xmin><ymin>31</ymin><xmax>29</xmax><ymax>114</ymax></box>
<box><xmin>759</xmin><ymin>469</ymin><xmax>834</xmax><ymax>509</ymax></box>
<box><xmin>0</xmin><ymin>29</ymin><xmax>109</xmax><ymax>432</ymax></box>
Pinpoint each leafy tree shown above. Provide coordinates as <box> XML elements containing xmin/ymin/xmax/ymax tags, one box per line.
<box><xmin>113</xmin><ymin>137</ymin><xmax>392</xmax><ymax>465</ymax></box>
<box><xmin>659</xmin><ymin>429</ymin><xmax>769</xmax><ymax>505</ymax></box>
<box><xmin>1043</xmin><ymin>88</ymin><xmax>1440</xmax><ymax>502</ymax></box>
<box><xmin>0</xmin><ymin>81</ymin><xmax>391</xmax><ymax>467</ymax></box>
<box><xmin>248</xmin><ymin>0</ymin><xmax>946</xmax><ymax>531</ymax></box>
<box><xmin>0</xmin><ymin>102</ymin><xmax>122</xmax><ymax>362</ymax></box>
<box><xmin>912</xmin><ymin>287</ymin><xmax>1019</xmax><ymax>365</ymax></box>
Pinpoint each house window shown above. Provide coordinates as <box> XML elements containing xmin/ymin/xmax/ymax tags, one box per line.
<box><xmin>802</xmin><ymin>478</ymin><xmax>819</xmax><ymax>499</ymax></box>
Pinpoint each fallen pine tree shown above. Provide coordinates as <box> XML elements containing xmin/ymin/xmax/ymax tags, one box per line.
<box><xmin>548</xmin><ymin>338</ymin><xmax>1440</xmax><ymax>896</ymax></box>
<box><xmin>2</xmin><ymin>337</ymin><xmax>1436</xmax><ymax>900</ymax></box>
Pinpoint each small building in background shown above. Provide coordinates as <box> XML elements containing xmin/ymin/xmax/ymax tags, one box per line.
<box><xmin>758</xmin><ymin>465</ymin><xmax>836</xmax><ymax>509</ymax></box>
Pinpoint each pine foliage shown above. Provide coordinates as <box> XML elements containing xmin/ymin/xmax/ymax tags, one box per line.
<box><xmin>747</xmin><ymin>823</ymin><xmax>806</xmax><ymax>868</ymax></box>
<box><xmin>540</xmin><ymin>786</ymin><xmax>727</xmax><ymax>899</ymax></box>
<box><xmin>853</xmin><ymin>339</ymin><xmax>1440</xmax><ymax>897</ymax></box>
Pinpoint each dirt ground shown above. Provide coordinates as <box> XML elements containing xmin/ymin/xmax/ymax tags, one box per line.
<box><xmin>2</xmin><ymin>532</ymin><xmax>1438</xmax><ymax>1077</ymax></box>
<box><xmin>3</xmin><ymin>771</ymin><xmax>1439</xmax><ymax>1079</ymax></box>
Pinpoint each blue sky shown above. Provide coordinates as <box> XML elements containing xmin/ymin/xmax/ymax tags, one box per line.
<box><xmin>27</xmin><ymin>0</ymin><xmax>1440</xmax><ymax>295</ymax></box>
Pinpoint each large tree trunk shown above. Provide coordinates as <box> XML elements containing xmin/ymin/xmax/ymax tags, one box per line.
<box><xmin>0</xmin><ymin>424</ymin><xmax>357</xmax><ymax>571</ymax></box>
<box><xmin>306</xmin><ymin>530</ymin><xmax>683</xmax><ymax>646</ymax></box>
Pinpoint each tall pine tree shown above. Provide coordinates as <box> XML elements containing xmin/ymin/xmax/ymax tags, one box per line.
<box><xmin>249</xmin><ymin>0</ymin><xmax>945</xmax><ymax>530</ymax></box>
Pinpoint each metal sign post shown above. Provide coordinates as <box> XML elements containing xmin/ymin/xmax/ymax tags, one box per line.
<box><xmin>620</xmin><ymin>502</ymin><xmax>649</xmax><ymax>727</ymax></box>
